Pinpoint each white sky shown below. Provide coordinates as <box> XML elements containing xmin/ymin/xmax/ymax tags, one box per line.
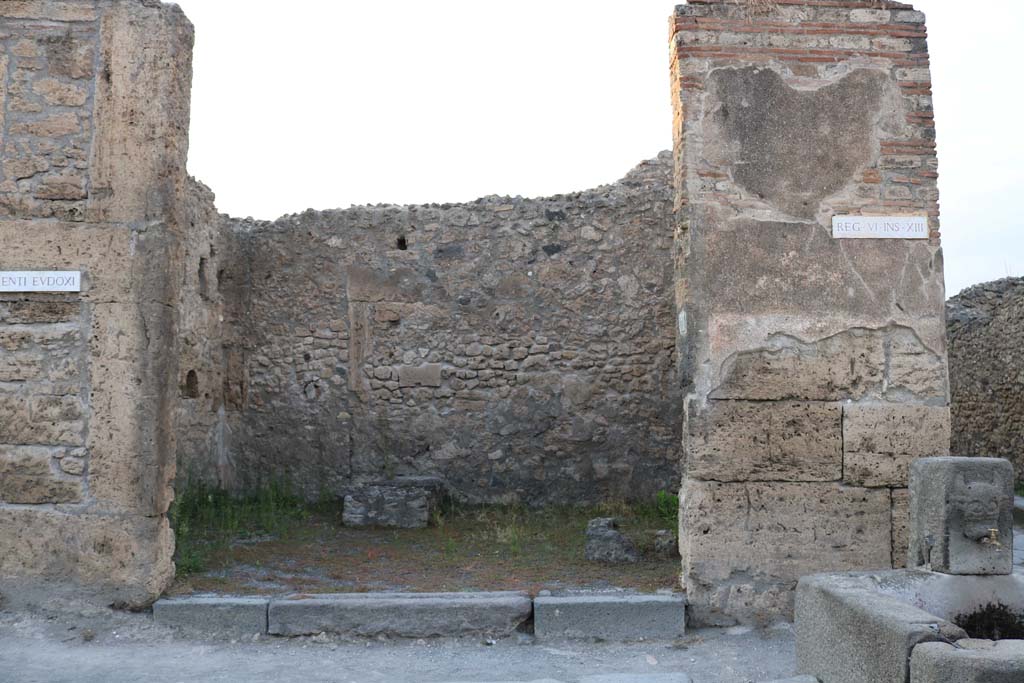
<box><xmin>174</xmin><ymin>0</ymin><xmax>1023</xmax><ymax>296</ymax></box>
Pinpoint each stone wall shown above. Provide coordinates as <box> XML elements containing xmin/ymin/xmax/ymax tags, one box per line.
<box><xmin>0</xmin><ymin>0</ymin><xmax>195</xmax><ymax>607</ymax></box>
<box><xmin>671</xmin><ymin>0</ymin><xmax>950</xmax><ymax>625</ymax></box>
<box><xmin>948</xmin><ymin>278</ymin><xmax>1024</xmax><ymax>483</ymax></box>
<box><xmin>176</xmin><ymin>155</ymin><xmax>682</xmax><ymax>506</ymax></box>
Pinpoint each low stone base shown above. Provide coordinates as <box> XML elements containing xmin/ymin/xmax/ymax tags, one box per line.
<box><xmin>268</xmin><ymin>591</ymin><xmax>532</xmax><ymax>638</ymax></box>
<box><xmin>341</xmin><ymin>477</ymin><xmax>444</xmax><ymax>529</ymax></box>
<box><xmin>533</xmin><ymin>593</ymin><xmax>685</xmax><ymax>641</ymax></box>
<box><xmin>153</xmin><ymin>597</ymin><xmax>268</xmax><ymax>637</ymax></box>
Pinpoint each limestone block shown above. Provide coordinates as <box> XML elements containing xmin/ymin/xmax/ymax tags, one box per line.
<box><xmin>397</xmin><ymin>363</ymin><xmax>443</xmax><ymax>388</ymax></box>
<box><xmin>843</xmin><ymin>404</ymin><xmax>951</xmax><ymax>487</ymax></box>
<box><xmin>88</xmin><ymin>0</ymin><xmax>194</xmax><ymax>223</ymax></box>
<box><xmin>0</xmin><ymin>299</ymin><xmax>79</xmax><ymax>324</ymax></box>
<box><xmin>0</xmin><ymin>391</ymin><xmax>85</xmax><ymax>446</ymax></box>
<box><xmin>268</xmin><ymin>592</ymin><xmax>532</xmax><ymax>638</ymax></box>
<box><xmin>908</xmin><ymin>457</ymin><xmax>1014</xmax><ymax>575</ymax></box>
<box><xmin>0</xmin><ymin>2</ymin><xmax>99</xmax><ymax>22</ymax></box>
<box><xmin>892</xmin><ymin>488</ymin><xmax>910</xmax><ymax>569</ymax></box>
<box><xmin>796</xmin><ymin>572</ymin><xmax>965</xmax><ymax>683</ymax></box>
<box><xmin>86</xmin><ymin>302</ymin><xmax>176</xmax><ymax>515</ymax></box>
<box><xmin>0</xmin><ymin>445</ymin><xmax>81</xmax><ymax>504</ymax></box>
<box><xmin>911</xmin><ymin>640</ymin><xmax>1024</xmax><ymax>683</ymax></box>
<box><xmin>0</xmin><ymin>351</ymin><xmax>45</xmax><ymax>381</ymax></box>
<box><xmin>680</xmin><ymin>480</ymin><xmax>891</xmax><ymax>624</ymax></box>
<box><xmin>687</xmin><ymin>401</ymin><xmax>841</xmax><ymax>482</ymax></box>
<box><xmin>0</xmin><ymin>508</ymin><xmax>173</xmax><ymax>608</ymax></box>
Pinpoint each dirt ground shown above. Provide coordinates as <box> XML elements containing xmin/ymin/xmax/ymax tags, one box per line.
<box><xmin>169</xmin><ymin>505</ymin><xmax>680</xmax><ymax>597</ymax></box>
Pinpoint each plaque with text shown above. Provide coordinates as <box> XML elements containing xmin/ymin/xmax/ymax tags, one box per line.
<box><xmin>832</xmin><ymin>215</ymin><xmax>928</xmax><ymax>239</ymax></box>
<box><xmin>0</xmin><ymin>271</ymin><xmax>81</xmax><ymax>292</ymax></box>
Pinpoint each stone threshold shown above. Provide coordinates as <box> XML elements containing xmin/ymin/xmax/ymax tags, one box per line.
<box><xmin>152</xmin><ymin>590</ymin><xmax>686</xmax><ymax>642</ymax></box>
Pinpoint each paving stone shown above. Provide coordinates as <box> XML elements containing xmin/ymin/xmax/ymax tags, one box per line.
<box><xmin>534</xmin><ymin>593</ymin><xmax>685</xmax><ymax>641</ymax></box>
<box><xmin>152</xmin><ymin>596</ymin><xmax>268</xmax><ymax>637</ymax></box>
<box><xmin>268</xmin><ymin>591</ymin><xmax>532</xmax><ymax>638</ymax></box>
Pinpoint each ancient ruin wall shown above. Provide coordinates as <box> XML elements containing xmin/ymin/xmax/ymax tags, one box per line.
<box><xmin>0</xmin><ymin>0</ymin><xmax>196</xmax><ymax>606</ymax></box>
<box><xmin>948</xmin><ymin>277</ymin><xmax>1024</xmax><ymax>483</ymax></box>
<box><xmin>671</xmin><ymin>0</ymin><xmax>949</xmax><ymax>624</ymax></box>
<box><xmin>176</xmin><ymin>154</ymin><xmax>682</xmax><ymax>506</ymax></box>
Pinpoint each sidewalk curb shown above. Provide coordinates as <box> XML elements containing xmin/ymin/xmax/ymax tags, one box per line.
<box><xmin>534</xmin><ymin>593</ymin><xmax>686</xmax><ymax>641</ymax></box>
<box><xmin>152</xmin><ymin>596</ymin><xmax>268</xmax><ymax>637</ymax></box>
<box><xmin>268</xmin><ymin>591</ymin><xmax>533</xmax><ymax>638</ymax></box>
<box><xmin>153</xmin><ymin>590</ymin><xmax>689</xmax><ymax>641</ymax></box>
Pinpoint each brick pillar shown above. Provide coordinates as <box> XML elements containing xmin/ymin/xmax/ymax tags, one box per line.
<box><xmin>670</xmin><ymin>0</ymin><xmax>949</xmax><ymax>624</ymax></box>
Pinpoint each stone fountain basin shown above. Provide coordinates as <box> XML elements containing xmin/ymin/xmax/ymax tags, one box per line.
<box><xmin>795</xmin><ymin>569</ymin><xmax>1024</xmax><ymax>683</ymax></box>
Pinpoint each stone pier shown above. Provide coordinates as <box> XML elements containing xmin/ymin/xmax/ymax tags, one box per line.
<box><xmin>671</xmin><ymin>0</ymin><xmax>950</xmax><ymax>624</ymax></box>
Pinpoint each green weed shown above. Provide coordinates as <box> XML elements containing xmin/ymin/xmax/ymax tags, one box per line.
<box><xmin>169</xmin><ymin>479</ymin><xmax>312</xmax><ymax>577</ymax></box>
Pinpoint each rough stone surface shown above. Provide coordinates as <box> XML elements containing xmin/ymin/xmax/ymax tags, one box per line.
<box><xmin>843</xmin><ymin>405</ymin><xmax>951</xmax><ymax>488</ymax></box>
<box><xmin>795</xmin><ymin>571</ymin><xmax>966</xmax><ymax>683</ymax></box>
<box><xmin>152</xmin><ymin>597</ymin><xmax>269</xmax><ymax>638</ymax></box>
<box><xmin>947</xmin><ymin>277</ymin><xmax>1024</xmax><ymax>487</ymax></box>
<box><xmin>585</xmin><ymin>518</ymin><xmax>641</xmax><ymax>564</ymax></box>
<box><xmin>911</xmin><ymin>639</ymin><xmax>1024</xmax><ymax>683</ymax></box>
<box><xmin>341</xmin><ymin>478</ymin><xmax>444</xmax><ymax>529</ymax></box>
<box><xmin>533</xmin><ymin>594</ymin><xmax>685</xmax><ymax>641</ymax></box>
<box><xmin>267</xmin><ymin>592</ymin><xmax>533</xmax><ymax>638</ymax></box>
<box><xmin>680</xmin><ymin>481</ymin><xmax>892</xmax><ymax>625</ymax></box>
<box><xmin>686</xmin><ymin>401</ymin><xmax>841</xmax><ymax>482</ymax></box>
<box><xmin>908</xmin><ymin>457</ymin><xmax>1015</xmax><ymax>575</ymax></box>
<box><xmin>175</xmin><ymin>154</ymin><xmax>681</xmax><ymax>506</ymax></box>
<box><xmin>672</xmin><ymin>0</ymin><xmax>948</xmax><ymax>623</ymax></box>
<box><xmin>0</xmin><ymin>0</ymin><xmax>196</xmax><ymax>607</ymax></box>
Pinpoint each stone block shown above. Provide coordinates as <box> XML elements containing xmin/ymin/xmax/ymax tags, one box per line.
<box><xmin>680</xmin><ymin>480</ymin><xmax>891</xmax><ymax>624</ymax></box>
<box><xmin>0</xmin><ymin>392</ymin><xmax>85</xmax><ymax>446</ymax></box>
<box><xmin>709</xmin><ymin>326</ymin><xmax>886</xmax><ymax>402</ymax></box>
<box><xmin>397</xmin><ymin>363</ymin><xmax>443</xmax><ymax>388</ymax></box>
<box><xmin>0</xmin><ymin>508</ymin><xmax>173</xmax><ymax>608</ymax></box>
<box><xmin>687</xmin><ymin>401</ymin><xmax>841</xmax><ymax>482</ymax></box>
<box><xmin>911</xmin><ymin>640</ymin><xmax>1024</xmax><ymax>683</ymax></box>
<box><xmin>795</xmin><ymin>572</ymin><xmax>964</xmax><ymax>683</ymax></box>
<box><xmin>580</xmin><ymin>676</ymin><xmax>692</xmax><ymax>683</ymax></box>
<box><xmin>892</xmin><ymin>488</ymin><xmax>910</xmax><ymax>569</ymax></box>
<box><xmin>850</xmin><ymin>9</ymin><xmax>891</xmax><ymax>23</ymax></box>
<box><xmin>908</xmin><ymin>457</ymin><xmax>1014</xmax><ymax>575</ymax></box>
<box><xmin>268</xmin><ymin>592</ymin><xmax>532</xmax><ymax>638</ymax></box>
<box><xmin>153</xmin><ymin>597</ymin><xmax>269</xmax><ymax>638</ymax></box>
<box><xmin>0</xmin><ymin>300</ymin><xmax>79</xmax><ymax>324</ymax></box>
<box><xmin>762</xmin><ymin>678</ymin><xmax>819</xmax><ymax>683</ymax></box>
<box><xmin>0</xmin><ymin>445</ymin><xmax>81</xmax><ymax>504</ymax></box>
<box><xmin>585</xmin><ymin>518</ymin><xmax>640</xmax><ymax>563</ymax></box>
<box><xmin>534</xmin><ymin>593</ymin><xmax>685</xmax><ymax>641</ymax></box>
<box><xmin>342</xmin><ymin>477</ymin><xmax>444</xmax><ymax>528</ymax></box>
<box><xmin>843</xmin><ymin>405</ymin><xmax>950</xmax><ymax>487</ymax></box>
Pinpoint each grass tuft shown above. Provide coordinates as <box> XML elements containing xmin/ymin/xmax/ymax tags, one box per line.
<box><xmin>169</xmin><ymin>479</ymin><xmax>313</xmax><ymax>575</ymax></box>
